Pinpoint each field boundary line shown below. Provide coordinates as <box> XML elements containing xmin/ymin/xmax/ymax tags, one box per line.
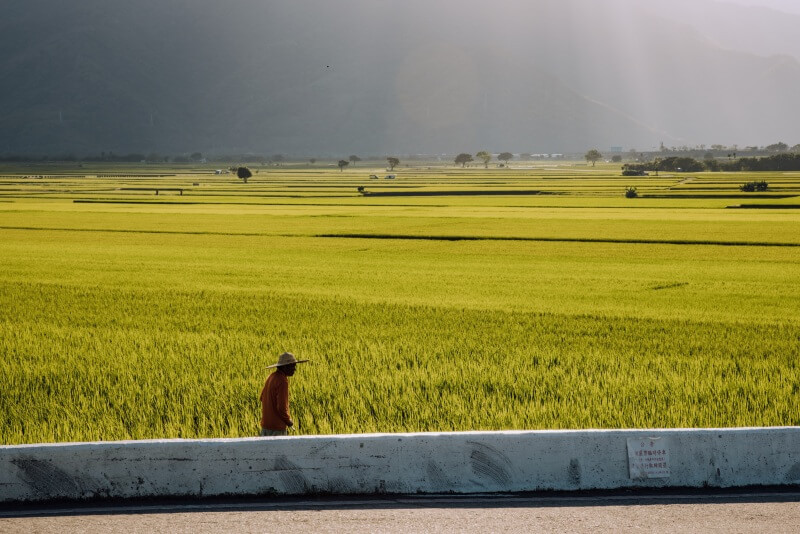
<box><xmin>3</xmin><ymin>226</ymin><xmax>799</xmax><ymax>247</ymax></box>
<box><xmin>317</xmin><ymin>233</ymin><xmax>800</xmax><ymax>248</ymax></box>
<box><xmin>0</xmin><ymin>226</ymin><xmax>284</xmax><ymax>237</ymax></box>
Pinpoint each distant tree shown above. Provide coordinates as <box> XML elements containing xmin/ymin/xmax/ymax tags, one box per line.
<box><xmin>611</xmin><ymin>155</ymin><xmax>622</xmax><ymax>163</ymax></box>
<box><xmin>309</xmin><ymin>158</ymin><xmax>317</xmax><ymax>164</ymax></box>
<box><xmin>338</xmin><ymin>159</ymin><xmax>350</xmax><ymax>171</ymax></box>
<box><xmin>584</xmin><ymin>149</ymin><xmax>602</xmax><ymax>167</ymax></box>
<box><xmin>387</xmin><ymin>157</ymin><xmax>400</xmax><ymax>171</ymax></box>
<box><xmin>237</xmin><ymin>166</ymin><xmax>252</xmax><ymax>183</ymax></box>
<box><xmin>725</xmin><ymin>153</ymin><xmax>800</xmax><ymax>172</ymax></box>
<box><xmin>520</xmin><ymin>152</ymin><xmax>532</xmax><ymax>160</ymax></box>
<box><xmin>498</xmin><ymin>152</ymin><xmax>513</xmax><ymax>165</ymax></box>
<box><xmin>740</xmin><ymin>181</ymin><xmax>768</xmax><ymax>192</ymax></box>
<box><xmin>271</xmin><ymin>154</ymin><xmax>284</xmax><ymax>163</ymax></box>
<box><xmin>621</xmin><ymin>165</ymin><xmax>648</xmax><ymax>176</ymax></box>
<box><xmin>792</xmin><ymin>144</ymin><xmax>800</xmax><ymax>154</ymax></box>
<box><xmin>455</xmin><ymin>153</ymin><xmax>473</xmax><ymax>167</ymax></box>
<box><xmin>766</xmin><ymin>142</ymin><xmax>789</xmax><ymax>153</ymax></box>
<box><xmin>190</xmin><ymin>152</ymin><xmax>203</xmax><ymax>162</ymax></box>
<box><xmin>476</xmin><ymin>150</ymin><xmax>492</xmax><ymax>169</ymax></box>
<box><xmin>349</xmin><ymin>155</ymin><xmax>361</xmax><ymax>166</ymax></box>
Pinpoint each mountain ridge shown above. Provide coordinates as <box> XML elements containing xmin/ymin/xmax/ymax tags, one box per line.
<box><xmin>1</xmin><ymin>0</ymin><xmax>798</xmax><ymax>156</ymax></box>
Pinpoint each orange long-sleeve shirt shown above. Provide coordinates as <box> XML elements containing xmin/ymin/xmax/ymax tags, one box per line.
<box><xmin>260</xmin><ymin>370</ymin><xmax>292</xmax><ymax>431</ymax></box>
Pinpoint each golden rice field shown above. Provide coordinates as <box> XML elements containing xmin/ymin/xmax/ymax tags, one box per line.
<box><xmin>1</xmin><ymin>161</ymin><xmax>799</xmax><ymax>444</ymax></box>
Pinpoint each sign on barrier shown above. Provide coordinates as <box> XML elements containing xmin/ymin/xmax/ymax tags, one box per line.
<box><xmin>627</xmin><ymin>437</ymin><xmax>670</xmax><ymax>479</ymax></box>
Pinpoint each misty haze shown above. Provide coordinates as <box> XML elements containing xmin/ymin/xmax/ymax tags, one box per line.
<box><xmin>2</xmin><ymin>0</ymin><xmax>800</xmax><ymax>157</ymax></box>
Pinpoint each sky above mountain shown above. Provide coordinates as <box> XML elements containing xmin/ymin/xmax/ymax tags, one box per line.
<box><xmin>1</xmin><ymin>0</ymin><xmax>799</xmax><ymax>156</ymax></box>
<box><xmin>716</xmin><ymin>0</ymin><xmax>800</xmax><ymax>14</ymax></box>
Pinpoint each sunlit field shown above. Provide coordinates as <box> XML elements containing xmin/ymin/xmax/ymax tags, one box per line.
<box><xmin>1</xmin><ymin>162</ymin><xmax>799</xmax><ymax>444</ymax></box>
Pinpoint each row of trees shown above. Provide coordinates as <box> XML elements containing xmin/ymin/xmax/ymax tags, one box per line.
<box><xmin>622</xmin><ymin>153</ymin><xmax>800</xmax><ymax>174</ymax></box>
<box><xmin>227</xmin><ymin>156</ymin><xmax>400</xmax><ymax>173</ymax></box>
<box><xmin>454</xmin><ymin>152</ymin><xmax>514</xmax><ymax>168</ymax></box>
<box><xmin>236</xmin><ymin>153</ymin><xmax>800</xmax><ymax>184</ymax></box>
<box><xmin>587</xmin><ymin>142</ymin><xmax>800</xmax><ymax>167</ymax></box>
<box><xmin>239</xmin><ymin>151</ymin><xmax>527</xmax><ymax>173</ymax></box>
<box><xmin>7</xmin><ymin>143</ymin><xmax>800</xmax><ymax>165</ymax></box>
<box><xmin>342</xmin><ymin>152</ymin><xmax>526</xmax><ymax>169</ymax></box>
<box><xmin>654</xmin><ymin>142</ymin><xmax>800</xmax><ymax>154</ymax></box>
<box><xmin>0</xmin><ymin>152</ymin><xmax>552</xmax><ymax>163</ymax></box>
<box><xmin>336</xmin><ymin>156</ymin><xmax>400</xmax><ymax>171</ymax></box>
<box><xmin>712</xmin><ymin>153</ymin><xmax>800</xmax><ymax>172</ymax></box>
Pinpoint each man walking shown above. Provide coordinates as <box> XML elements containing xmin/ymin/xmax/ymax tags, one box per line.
<box><xmin>260</xmin><ymin>352</ymin><xmax>308</xmax><ymax>437</ymax></box>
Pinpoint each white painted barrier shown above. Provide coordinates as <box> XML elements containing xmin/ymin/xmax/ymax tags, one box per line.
<box><xmin>2</xmin><ymin>428</ymin><xmax>800</xmax><ymax>503</ymax></box>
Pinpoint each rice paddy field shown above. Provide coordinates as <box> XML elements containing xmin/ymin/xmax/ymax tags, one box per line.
<box><xmin>1</xmin><ymin>161</ymin><xmax>799</xmax><ymax>444</ymax></box>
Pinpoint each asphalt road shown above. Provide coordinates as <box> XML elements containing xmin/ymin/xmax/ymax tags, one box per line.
<box><xmin>2</xmin><ymin>492</ymin><xmax>800</xmax><ymax>533</ymax></box>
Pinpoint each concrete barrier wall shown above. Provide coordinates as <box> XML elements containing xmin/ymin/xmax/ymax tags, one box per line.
<box><xmin>2</xmin><ymin>428</ymin><xmax>800</xmax><ymax>503</ymax></box>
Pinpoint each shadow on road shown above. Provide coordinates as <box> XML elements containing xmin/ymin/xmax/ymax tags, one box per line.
<box><xmin>3</xmin><ymin>487</ymin><xmax>800</xmax><ymax>519</ymax></box>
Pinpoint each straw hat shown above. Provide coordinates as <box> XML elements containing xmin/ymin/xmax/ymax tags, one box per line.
<box><xmin>266</xmin><ymin>352</ymin><xmax>309</xmax><ymax>369</ymax></box>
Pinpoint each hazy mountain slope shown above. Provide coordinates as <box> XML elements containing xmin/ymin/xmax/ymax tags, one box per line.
<box><xmin>536</xmin><ymin>0</ymin><xmax>800</xmax><ymax>146</ymax></box>
<box><xmin>1</xmin><ymin>0</ymin><xmax>798</xmax><ymax>155</ymax></box>
<box><xmin>720</xmin><ymin>0</ymin><xmax>800</xmax><ymax>16</ymax></box>
<box><xmin>0</xmin><ymin>1</ymin><xmax>210</xmax><ymax>154</ymax></box>
<box><xmin>645</xmin><ymin>0</ymin><xmax>800</xmax><ymax>61</ymax></box>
